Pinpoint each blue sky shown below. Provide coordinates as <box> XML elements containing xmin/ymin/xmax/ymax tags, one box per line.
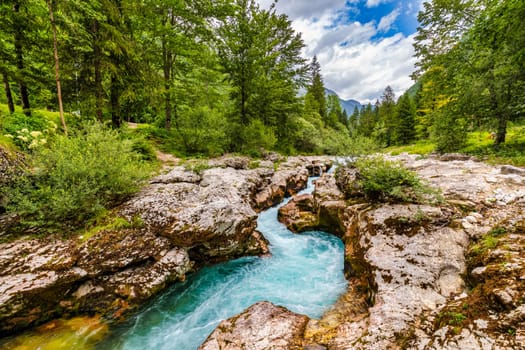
<box><xmin>258</xmin><ymin>0</ymin><xmax>423</xmax><ymax>103</ymax></box>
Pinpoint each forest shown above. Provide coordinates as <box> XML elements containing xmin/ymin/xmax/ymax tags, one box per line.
<box><xmin>1</xmin><ymin>0</ymin><xmax>524</xmax><ymax>233</ymax></box>
<box><xmin>0</xmin><ymin>0</ymin><xmax>371</xmax><ymax>157</ymax></box>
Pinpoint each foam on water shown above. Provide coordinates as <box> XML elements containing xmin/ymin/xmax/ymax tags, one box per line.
<box><xmin>101</xmin><ymin>177</ymin><xmax>347</xmax><ymax>350</ymax></box>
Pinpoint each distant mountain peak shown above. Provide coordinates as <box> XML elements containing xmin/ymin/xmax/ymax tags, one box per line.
<box><xmin>325</xmin><ymin>88</ymin><xmax>362</xmax><ymax>114</ymax></box>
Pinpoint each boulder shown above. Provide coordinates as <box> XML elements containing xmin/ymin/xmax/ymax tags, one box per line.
<box><xmin>439</xmin><ymin>153</ymin><xmax>473</xmax><ymax>161</ymax></box>
<box><xmin>208</xmin><ymin>155</ymin><xmax>251</xmax><ymax>170</ymax></box>
<box><xmin>0</xmin><ymin>230</ymin><xmax>193</xmax><ymax>335</ymax></box>
<box><xmin>253</xmin><ymin>168</ymin><xmax>309</xmax><ymax>210</ymax></box>
<box><xmin>199</xmin><ymin>301</ymin><xmax>309</xmax><ymax>350</ymax></box>
<box><xmin>121</xmin><ymin>167</ymin><xmax>264</xmax><ymax>260</ymax></box>
<box><xmin>501</xmin><ymin>164</ymin><xmax>525</xmax><ymax>176</ymax></box>
<box><xmin>278</xmin><ymin>194</ymin><xmax>318</xmax><ymax>233</ymax></box>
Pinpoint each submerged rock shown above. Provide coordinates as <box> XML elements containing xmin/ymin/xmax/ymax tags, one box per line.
<box><xmin>199</xmin><ymin>301</ymin><xmax>309</xmax><ymax>350</ymax></box>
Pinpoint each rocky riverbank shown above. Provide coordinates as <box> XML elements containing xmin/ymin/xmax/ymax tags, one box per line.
<box><xmin>200</xmin><ymin>154</ymin><xmax>525</xmax><ymax>350</ymax></box>
<box><xmin>0</xmin><ymin>155</ymin><xmax>331</xmax><ymax>336</ymax></box>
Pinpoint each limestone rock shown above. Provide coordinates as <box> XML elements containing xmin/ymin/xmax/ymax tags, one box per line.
<box><xmin>0</xmin><ymin>156</ymin><xmax>331</xmax><ymax>335</ymax></box>
<box><xmin>501</xmin><ymin>165</ymin><xmax>525</xmax><ymax>176</ymax></box>
<box><xmin>208</xmin><ymin>155</ymin><xmax>251</xmax><ymax>170</ymax></box>
<box><xmin>314</xmin><ymin>174</ymin><xmax>345</xmax><ymax>202</ymax></box>
<box><xmin>77</xmin><ymin>229</ymin><xmax>172</xmax><ymax>276</ymax></box>
<box><xmin>439</xmin><ymin>153</ymin><xmax>473</xmax><ymax>161</ymax></box>
<box><xmin>150</xmin><ymin>166</ymin><xmax>201</xmax><ymax>184</ymax></box>
<box><xmin>278</xmin><ymin>194</ymin><xmax>318</xmax><ymax>233</ymax></box>
<box><xmin>121</xmin><ymin>167</ymin><xmax>262</xmax><ymax>260</ymax></box>
<box><xmin>277</xmin><ymin>156</ymin><xmax>525</xmax><ymax>350</ymax></box>
<box><xmin>199</xmin><ymin>301</ymin><xmax>309</xmax><ymax>350</ymax></box>
<box><xmin>334</xmin><ymin>166</ymin><xmax>363</xmax><ymax>198</ymax></box>
<box><xmin>254</xmin><ymin>168</ymin><xmax>309</xmax><ymax>210</ymax></box>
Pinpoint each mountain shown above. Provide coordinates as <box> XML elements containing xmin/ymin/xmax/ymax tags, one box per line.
<box><xmin>405</xmin><ymin>81</ymin><xmax>422</xmax><ymax>99</ymax></box>
<box><xmin>325</xmin><ymin>88</ymin><xmax>362</xmax><ymax>115</ymax></box>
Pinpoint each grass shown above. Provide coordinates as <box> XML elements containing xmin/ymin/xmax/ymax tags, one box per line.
<box><xmin>78</xmin><ymin>214</ymin><xmax>144</xmax><ymax>242</ymax></box>
<box><xmin>384</xmin><ymin>122</ymin><xmax>525</xmax><ymax>166</ymax></box>
<box><xmin>470</xmin><ymin>226</ymin><xmax>507</xmax><ymax>256</ymax></box>
<box><xmin>0</xmin><ymin>104</ymin><xmax>64</xmax><ymax>126</ymax></box>
<box><xmin>386</xmin><ymin>140</ymin><xmax>436</xmax><ymax>156</ymax></box>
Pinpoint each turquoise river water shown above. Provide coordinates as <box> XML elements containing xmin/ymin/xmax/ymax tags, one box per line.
<box><xmin>99</xmin><ymin>177</ymin><xmax>347</xmax><ymax>349</ymax></box>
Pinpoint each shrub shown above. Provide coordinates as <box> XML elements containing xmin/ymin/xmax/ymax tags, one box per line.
<box><xmin>1</xmin><ymin>111</ymin><xmax>57</xmax><ymax>151</ymax></box>
<box><xmin>238</xmin><ymin>119</ymin><xmax>277</xmax><ymax>157</ymax></box>
<box><xmin>4</xmin><ymin>122</ymin><xmax>151</xmax><ymax>233</ymax></box>
<box><xmin>432</xmin><ymin>109</ymin><xmax>467</xmax><ymax>153</ymax></box>
<box><xmin>352</xmin><ymin>156</ymin><xmax>441</xmax><ymax>203</ymax></box>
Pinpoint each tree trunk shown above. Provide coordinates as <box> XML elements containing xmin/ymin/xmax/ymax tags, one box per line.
<box><xmin>495</xmin><ymin>113</ymin><xmax>507</xmax><ymax>145</ymax></box>
<box><xmin>487</xmin><ymin>79</ymin><xmax>506</xmax><ymax>146</ymax></box>
<box><xmin>110</xmin><ymin>76</ymin><xmax>121</xmax><ymax>128</ymax></box>
<box><xmin>2</xmin><ymin>73</ymin><xmax>15</xmax><ymax>114</ymax></box>
<box><xmin>162</xmin><ymin>40</ymin><xmax>172</xmax><ymax>130</ymax></box>
<box><xmin>47</xmin><ymin>0</ymin><xmax>67</xmax><ymax>135</ymax></box>
<box><xmin>240</xmin><ymin>77</ymin><xmax>247</xmax><ymax>124</ymax></box>
<box><xmin>13</xmin><ymin>1</ymin><xmax>31</xmax><ymax>116</ymax></box>
<box><xmin>92</xmin><ymin>20</ymin><xmax>103</xmax><ymax>121</ymax></box>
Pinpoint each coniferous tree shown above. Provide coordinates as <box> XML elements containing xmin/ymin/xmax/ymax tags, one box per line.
<box><xmin>394</xmin><ymin>94</ymin><xmax>416</xmax><ymax>145</ymax></box>
<box><xmin>377</xmin><ymin>86</ymin><xmax>396</xmax><ymax>146</ymax></box>
<box><xmin>305</xmin><ymin>55</ymin><xmax>327</xmax><ymax>121</ymax></box>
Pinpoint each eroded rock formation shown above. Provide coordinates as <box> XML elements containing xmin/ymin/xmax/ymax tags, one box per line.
<box><xmin>211</xmin><ymin>154</ymin><xmax>525</xmax><ymax>350</ymax></box>
<box><xmin>0</xmin><ymin>155</ymin><xmax>331</xmax><ymax>335</ymax></box>
<box><xmin>199</xmin><ymin>301</ymin><xmax>309</xmax><ymax>350</ymax></box>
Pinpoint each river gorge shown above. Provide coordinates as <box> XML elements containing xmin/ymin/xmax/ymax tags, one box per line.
<box><xmin>1</xmin><ymin>154</ymin><xmax>524</xmax><ymax>349</ymax></box>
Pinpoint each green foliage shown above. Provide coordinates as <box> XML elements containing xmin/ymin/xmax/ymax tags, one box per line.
<box><xmin>305</xmin><ymin>56</ymin><xmax>327</xmax><ymax>121</ymax></box>
<box><xmin>176</xmin><ymin>106</ymin><xmax>229</xmax><ymax>157</ymax></box>
<box><xmin>413</xmin><ymin>0</ymin><xmax>525</xmax><ymax>147</ymax></box>
<box><xmin>237</xmin><ymin>119</ymin><xmax>277</xmax><ymax>157</ymax></box>
<box><xmin>80</xmin><ymin>214</ymin><xmax>144</xmax><ymax>241</ymax></box>
<box><xmin>385</xmin><ymin>122</ymin><xmax>525</xmax><ymax>166</ymax></box>
<box><xmin>470</xmin><ymin>225</ymin><xmax>507</xmax><ymax>255</ymax></box>
<box><xmin>218</xmin><ymin>0</ymin><xmax>306</xmax><ymax>150</ymax></box>
<box><xmin>1</xmin><ymin>111</ymin><xmax>57</xmax><ymax>150</ymax></box>
<box><xmin>460</xmin><ymin>124</ymin><xmax>525</xmax><ymax>166</ymax></box>
<box><xmin>442</xmin><ymin>312</ymin><xmax>467</xmax><ymax>326</ymax></box>
<box><xmin>353</xmin><ymin>156</ymin><xmax>441</xmax><ymax>203</ymax></box>
<box><xmin>394</xmin><ymin>94</ymin><xmax>416</xmax><ymax>145</ymax></box>
<box><xmin>432</xmin><ymin>107</ymin><xmax>468</xmax><ymax>153</ymax></box>
<box><xmin>3</xmin><ymin>122</ymin><xmax>150</xmax><ymax>234</ymax></box>
<box><xmin>386</xmin><ymin>141</ymin><xmax>435</xmax><ymax>156</ymax></box>
<box><xmin>182</xmin><ymin>159</ymin><xmax>211</xmax><ymax>175</ymax></box>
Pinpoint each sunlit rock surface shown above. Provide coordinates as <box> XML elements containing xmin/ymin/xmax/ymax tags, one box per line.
<box><xmin>272</xmin><ymin>154</ymin><xmax>525</xmax><ymax>349</ymax></box>
<box><xmin>199</xmin><ymin>301</ymin><xmax>309</xmax><ymax>350</ymax></box>
<box><xmin>0</xmin><ymin>155</ymin><xmax>331</xmax><ymax>336</ymax></box>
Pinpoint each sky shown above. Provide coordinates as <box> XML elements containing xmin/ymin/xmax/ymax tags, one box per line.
<box><xmin>258</xmin><ymin>0</ymin><xmax>423</xmax><ymax>103</ymax></box>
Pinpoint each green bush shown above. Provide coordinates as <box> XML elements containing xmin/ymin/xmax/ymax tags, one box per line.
<box><xmin>3</xmin><ymin>122</ymin><xmax>151</xmax><ymax>233</ymax></box>
<box><xmin>176</xmin><ymin>106</ymin><xmax>230</xmax><ymax>156</ymax></box>
<box><xmin>432</xmin><ymin>109</ymin><xmax>467</xmax><ymax>153</ymax></box>
<box><xmin>238</xmin><ymin>119</ymin><xmax>277</xmax><ymax>156</ymax></box>
<box><xmin>1</xmin><ymin>111</ymin><xmax>57</xmax><ymax>151</ymax></box>
<box><xmin>353</xmin><ymin>156</ymin><xmax>441</xmax><ymax>203</ymax></box>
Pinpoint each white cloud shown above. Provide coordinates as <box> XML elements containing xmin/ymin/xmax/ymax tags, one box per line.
<box><xmin>366</xmin><ymin>0</ymin><xmax>392</xmax><ymax>8</ymax></box>
<box><xmin>256</xmin><ymin>0</ymin><xmax>417</xmax><ymax>103</ymax></box>
<box><xmin>258</xmin><ymin>0</ymin><xmax>351</xmax><ymax>19</ymax></box>
<box><xmin>377</xmin><ymin>8</ymin><xmax>400</xmax><ymax>32</ymax></box>
<box><xmin>321</xmin><ymin>33</ymin><xmax>417</xmax><ymax>103</ymax></box>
